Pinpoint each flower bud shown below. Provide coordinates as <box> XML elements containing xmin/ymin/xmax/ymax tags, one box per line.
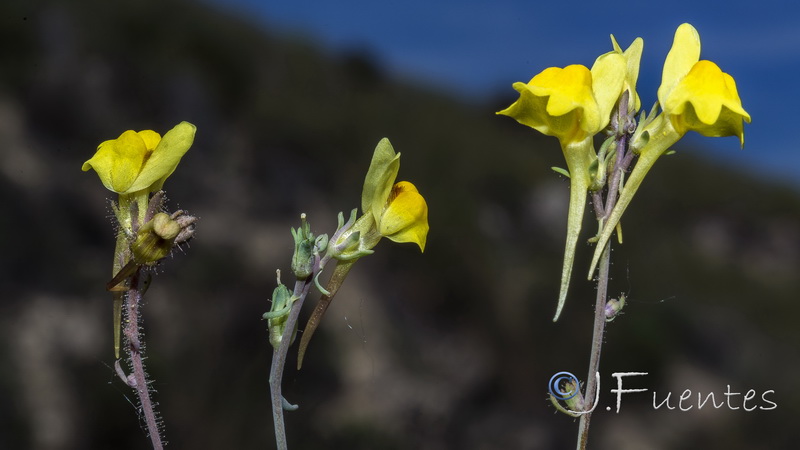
<box><xmin>604</xmin><ymin>294</ymin><xmax>626</xmax><ymax>322</ymax></box>
<box><xmin>264</xmin><ymin>283</ymin><xmax>294</xmax><ymax>349</ymax></box>
<box><xmin>562</xmin><ymin>379</ymin><xmax>586</xmax><ymax>412</ymax></box>
<box><xmin>290</xmin><ymin>214</ymin><xmax>316</xmax><ymax>279</ymax></box>
<box><xmin>131</xmin><ymin>212</ymin><xmax>180</xmax><ymax>264</ymax></box>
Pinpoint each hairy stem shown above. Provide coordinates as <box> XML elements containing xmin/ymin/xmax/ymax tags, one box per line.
<box><xmin>575</xmin><ymin>242</ymin><xmax>611</xmax><ymax>450</ymax></box>
<box><xmin>572</xmin><ymin>97</ymin><xmax>635</xmax><ymax>447</ymax></box>
<box><xmin>124</xmin><ymin>267</ymin><xmax>164</xmax><ymax>450</ymax></box>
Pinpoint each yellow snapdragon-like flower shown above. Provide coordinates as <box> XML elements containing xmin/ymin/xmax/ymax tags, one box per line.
<box><xmin>297</xmin><ymin>138</ymin><xmax>429</xmax><ymax>369</ymax></box>
<box><xmin>328</xmin><ymin>137</ymin><xmax>429</xmax><ymax>259</ymax></box>
<box><xmin>502</xmin><ymin>64</ymin><xmax>600</xmax><ymax>142</ymax></box>
<box><xmin>498</xmin><ymin>47</ymin><xmax>632</xmax><ymax>321</ymax></box>
<box><xmin>82</xmin><ymin>121</ymin><xmax>196</xmax><ymax>195</ymax></box>
<box><xmin>657</xmin><ymin>23</ymin><xmax>750</xmax><ymax>146</ymax></box>
<box><xmin>83</xmin><ymin>121</ymin><xmax>196</xmax><ymax>359</ymax></box>
<box><xmin>377</xmin><ymin>180</ymin><xmax>429</xmax><ymax>251</ymax></box>
<box><xmin>587</xmin><ymin>23</ymin><xmax>751</xmax><ymax>277</ymax></box>
<box><xmin>498</xmin><ymin>54</ymin><xmax>626</xmax><ymax>145</ymax></box>
<box><xmin>662</xmin><ymin>61</ymin><xmax>750</xmax><ymax>144</ymax></box>
<box><xmin>360</xmin><ymin>139</ymin><xmax>428</xmax><ymax>252</ymax></box>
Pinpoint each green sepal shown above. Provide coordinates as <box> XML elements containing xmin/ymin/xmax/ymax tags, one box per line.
<box><xmin>630</xmin><ymin>103</ymin><xmax>659</xmax><ymax>153</ymax></box>
<box><xmin>589</xmin><ymin>136</ymin><xmax>616</xmax><ymax>191</ymax></box>
<box><xmin>551</xmin><ymin>167</ymin><xmax>571</xmax><ymax>178</ymax></box>
<box><xmin>549</xmin><ymin>394</ymin><xmax>583</xmax><ymax>418</ymax></box>
<box><xmin>328</xmin><ymin>209</ymin><xmax>379</xmax><ymax>262</ymax></box>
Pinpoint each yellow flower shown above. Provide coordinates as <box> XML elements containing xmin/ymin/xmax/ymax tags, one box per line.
<box><xmin>497</xmin><ymin>54</ymin><xmax>625</xmax><ymax>145</ymax></box>
<box><xmin>587</xmin><ymin>23</ymin><xmax>751</xmax><ymax>277</ymax></box>
<box><xmin>662</xmin><ymin>60</ymin><xmax>750</xmax><ymax>143</ymax></box>
<box><xmin>297</xmin><ymin>138</ymin><xmax>428</xmax><ymax>369</ymax></box>
<box><xmin>359</xmin><ymin>138</ymin><xmax>429</xmax><ymax>252</ymax></box>
<box><xmin>497</xmin><ymin>50</ymin><xmax>628</xmax><ymax>321</ymax></box>
<box><xmin>378</xmin><ymin>181</ymin><xmax>429</xmax><ymax>251</ymax></box>
<box><xmin>82</xmin><ymin>121</ymin><xmax>196</xmax><ymax>194</ymax></box>
<box><xmin>84</xmin><ymin>121</ymin><xmax>196</xmax><ymax>360</ymax></box>
<box><xmin>657</xmin><ymin>23</ymin><xmax>751</xmax><ymax>145</ymax></box>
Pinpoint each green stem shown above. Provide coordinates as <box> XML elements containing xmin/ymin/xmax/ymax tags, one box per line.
<box><xmin>111</xmin><ymin>193</ymin><xmax>148</xmax><ymax>358</ymax></box>
<box><xmin>112</xmin><ymin>233</ymin><xmax>127</xmax><ymax>359</ymax></box>
<box><xmin>269</xmin><ymin>248</ymin><xmax>336</xmax><ymax>449</ymax></box>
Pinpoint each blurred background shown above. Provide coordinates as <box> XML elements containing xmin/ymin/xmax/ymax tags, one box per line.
<box><xmin>1</xmin><ymin>0</ymin><xmax>798</xmax><ymax>449</ymax></box>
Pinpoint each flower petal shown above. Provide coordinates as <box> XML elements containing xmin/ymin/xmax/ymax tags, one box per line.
<box><xmin>535</xmin><ymin>66</ymin><xmax>597</xmax><ymax>119</ymax></box>
<box><xmin>497</xmin><ymin>65</ymin><xmax>600</xmax><ymax>143</ymax></box>
<box><xmin>379</xmin><ymin>181</ymin><xmax>429</xmax><ymax>252</ymax></box>
<box><xmin>138</xmin><ymin>129</ymin><xmax>161</xmax><ymax>152</ymax></box>
<box><xmin>611</xmin><ymin>35</ymin><xmax>644</xmax><ymax>112</ymax></box>
<box><xmin>664</xmin><ymin>60</ymin><xmax>751</xmax><ymax>146</ymax></box>
<box><xmin>361</xmin><ymin>138</ymin><xmax>401</xmax><ymax>222</ymax></box>
<box><xmin>124</xmin><ymin>121</ymin><xmax>196</xmax><ymax>193</ymax></box>
<box><xmin>498</xmin><ymin>80</ymin><xmax>574</xmax><ymax>138</ymax></box>
<box><xmin>590</xmin><ymin>52</ymin><xmax>626</xmax><ymax>129</ymax></box>
<box><xmin>658</xmin><ymin>23</ymin><xmax>701</xmax><ymax>107</ymax></box>
<box><xmin>82</xmin><ymin>130</ymin><xmax>147</xmax><ymax>193</ymax></box>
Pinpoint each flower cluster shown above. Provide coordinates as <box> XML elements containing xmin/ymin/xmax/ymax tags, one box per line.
<box><xmin>498</xmin><ymin>24</ymin><xmax>749</xmax><ymax>320</ymax></box>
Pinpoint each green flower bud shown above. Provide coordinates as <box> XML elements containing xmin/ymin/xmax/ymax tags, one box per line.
<box><xmin>264</xmin><ymin>283</ymin><xmax>295</xmax><ymax>349</ymax></box>
<box><xmin>562</xmin><ymin>380</ymin><xmax>586</xmax><ymax>412</ymax></box>
<box><xmin>131</xmin><ymin>212</ymin><xmax>180</xmax><ymax>264</ymax></box>
<box><xmin>290</xmin><ymin>214</ymin><xmax>316</xmax><ymax>279</ymax></box>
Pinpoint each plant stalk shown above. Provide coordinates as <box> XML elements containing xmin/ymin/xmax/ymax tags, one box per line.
<box><xmin>575</xmin><ymin>242</ymin><xmax>611</xmax><ymax>450</ymax></box>
<box><xmin>123</xmin><ymin>267</ymin><xmax>164</xmax><ymax>450</ymax></box>
<box><xmin>575</xmin><ymin>102</ymin><xmax>633</xmax><ymax>448</ymax></box>
<box><xmin>268</xmin><ymin>276</ymin><xmax>314</xmax><ymax>450</ymax></box>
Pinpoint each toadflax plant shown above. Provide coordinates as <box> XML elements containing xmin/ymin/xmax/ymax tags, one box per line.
<box><xmin>264</xmin><ymin>138</ymin><xmax>429</xmax><ymax>450</ymax></box>
<box><xmin>497</xmin><ymin>23</ymin><xmax>749</xmax><ymax>449</ymax></box>
<box><xmin>83</xmin><ymin>121</ymin><xmax>198</xmax><ymax>449</ymax></box>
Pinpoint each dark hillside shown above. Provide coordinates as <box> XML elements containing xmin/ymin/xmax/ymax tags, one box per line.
<box><xmin>1</xmin><ymin>0</ymin><xmax>797</xmax><ymax>448</ymax></box>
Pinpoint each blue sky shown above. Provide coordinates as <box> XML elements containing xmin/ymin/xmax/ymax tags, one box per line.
<box><xmin>212</xmin><ymin>0</ymin><xmax>800</xmax><ymax>187</ymax></box>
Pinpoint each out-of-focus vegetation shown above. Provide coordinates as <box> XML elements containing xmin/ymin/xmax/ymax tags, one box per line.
<box><xmin>1</xmin><ymin>0</ymin><xmax>798</xmax><ymax>448</ymax></box>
